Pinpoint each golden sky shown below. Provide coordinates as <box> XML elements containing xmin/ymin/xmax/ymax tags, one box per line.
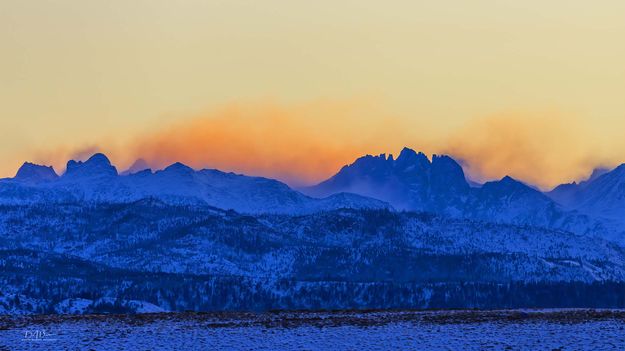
<box><xmin>1</xmin><ymin>1</ymin><xmax>625</xmax><ymax>189</ymax></box>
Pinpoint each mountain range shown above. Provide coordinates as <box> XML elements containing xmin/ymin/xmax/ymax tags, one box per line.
<box><xmin>0</xmin><ymin>153</ymin><xmax>388</xmax><ymax>214</ymax></box>
<box><xmin>1</xmin><ymin>147</ymin><xmax>625</xmax><ymax>313</ymax></box>
<box><xmin>1</xmin><ymin>148</ymin><xmax>624</xmax><ymax>242</ymax></box>
<box><xmin>303</xmin><ymin>147</ymin><xmax>624</xmax><ymax>243</ymax></box>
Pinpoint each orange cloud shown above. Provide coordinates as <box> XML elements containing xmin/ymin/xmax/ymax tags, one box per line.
<box><xmin>124</xmin><ymin>100</ymin><xmax>413</xmax><ymax>186</ymax></box>
<box><xmin>440</xmin><ymin>111</ymin><xmax>622</xmax><ymax>189</ymax></box>
<box><xmin>17</xmin><ymin>102</ymin><xmax>625</xmax><ymax>190</ymax></box>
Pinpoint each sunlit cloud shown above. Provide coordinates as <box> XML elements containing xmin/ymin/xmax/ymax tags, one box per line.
<box><xmin>125</xmin><ymin>100</ymin><xmax>411</xmax><ymax>186</ymax></box>
<box><xmin>9</xmin><ymin>102</ymin><xmax>625</xmax><ymax>190</ymax></box>
<box><xmin>440</xmin><ymin>111</ymin><xmax>619</xmax><ymax>189</ymax></box>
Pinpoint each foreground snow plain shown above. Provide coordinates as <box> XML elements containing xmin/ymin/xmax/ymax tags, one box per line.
<box><xmin>2</xmin><ymin>309</ymin><xmax>624</xmax><ymax>350</ymax></box>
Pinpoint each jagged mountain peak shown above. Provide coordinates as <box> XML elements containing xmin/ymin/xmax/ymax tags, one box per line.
<box><xmin>335</xmin><ymin>147</ymin><xmax>434</xmax><ymax>175</ymax></box>
<box><xmin>302</xmin><ymin>148</ymin><xmax>472</xmax><ymax>211</ymax></box>
<box><xmin>431</xmin><ymin>154</ymin><xmax>465</xmax><ymax>174</ymax></box>
<box><xmin>349</xmin><ymin>152</ymin><xmax>392</xmax><ymax>166</ymax></box>
<box><xmin>430</xmin><ymin>154</ymin><xmax>469</xmax><ymax>192</ymax></box>
<box><xmin>64</xmin><ymin>153</ymin><xmax>117</xmax><ymax>178</ymax></box>
<box><xmin>14</xmin><ymin>162</ymin><xmax>58</xmax><ymax>183</ymax></box>
<box><xmin>396</xmin><ymin>147</ymin><xmax>424</xmax><ymax>160</ymax></box>
<box><xmin>395</xmin><ymin>147</ymin><xmax>430</xmax><ymax>169</ymax></box>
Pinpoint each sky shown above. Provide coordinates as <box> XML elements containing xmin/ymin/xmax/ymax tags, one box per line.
<box><xmin>1</xmin><ymin>1</ymin><xmax>625</xmax><ymax>189</ymax></box>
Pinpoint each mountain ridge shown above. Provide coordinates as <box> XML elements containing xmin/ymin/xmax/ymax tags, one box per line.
<box><xmin>547</xmin><ymin>164</ymin><xmax>625</xmax><ymax>223</ymax></box>
<box><xmin>2</xmin><ymin>148</ymin><xmax>624</xmax><ymax>243</ymax></box>
<box><xmin>303</xmin><ymin>148</ymin><xmax>623</xmax><ymax>243</ymax></box>
<box><xmin>0</xmin><ymin>153</ymin><xmax>391</xmax><ymax>214</ymax></box>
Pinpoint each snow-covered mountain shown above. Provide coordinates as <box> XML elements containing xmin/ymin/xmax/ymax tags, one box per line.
<box><xmin>303</xmin><ymin>148</ymin><xmax>470</xmax><ymax>212</ymax></box>
<box><xmin>547</xmin><ymin>167</ymin><xmax>610</xmax><ymax>206</ymax></box>
<box><xmin>1</xmin><ymin>150</ymin><xmax>621</xmax><ymax>241</ymax></box>
<box><xmin>303</xmin><ymin>147</ymin><xmax>616</xmax><ymax>241</ymax></box>
<box><xmin>2</xmin><ymin>150</ymin><xmax>618</xmax><ymax>240</ymax></box>
<box><xmin>13</xmin><ymin>162</ymin><xmax>59</xmax><ymax>183</ymax></box>
<box><xmin>0</xmin><ymin>153</ymin><xmax>390</xmax><ymax>214</ymax></box>
<box><xmin>547</xmin><ymin>164</ymin><xmax>625</xmax><ymax>222</ymax></box>
<box><xmin>466</xmin><ymin>176</ymin><xmax>562</xmax><ymax>225</ymax></box>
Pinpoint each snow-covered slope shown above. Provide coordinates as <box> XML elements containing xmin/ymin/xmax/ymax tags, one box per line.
<box><xmin>303</xmin><ymin>148</ymin><xmax>470</xmax><ymax>212</ymax></box>
<box><xmin>0</xmin><ymin>154</ymin><xmax>390</xmax><ymax>214</ymax></box>
<box><xmin>547</xmin><ymin>164</ymin><xmax>625</xmax><ymax>223</ymax></box>
<box><xmin>1</xmin><ymin>203</ymin><xmax>623</xmax><ymax>283</ymax></box>
<box><xmin>547</xmin><ymin>167</ymin><xmax>610</xmax><ymax>206</ymax></box>
<box><xmin>1</xmin><ymin>201</ymin><xmax>625</xmax><ymax>313</ymax></box>
<box><xmin>303</xmin><ymin>148</ymin><xmax>616</xmax><ymax>241</ymax></box>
